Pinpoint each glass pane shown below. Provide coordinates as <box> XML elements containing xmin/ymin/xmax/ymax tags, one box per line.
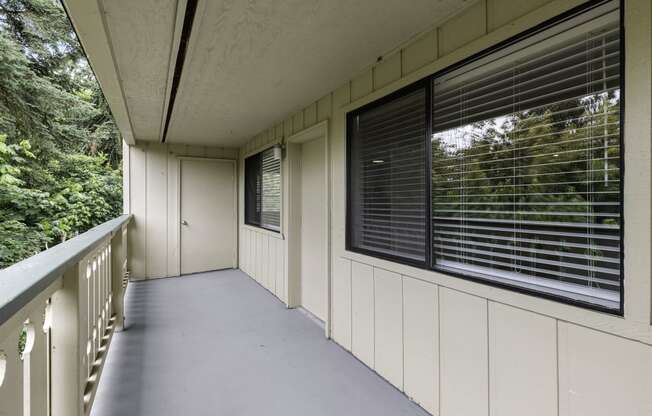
<box><xmin>431</xmin><ymin>10</ymin><xmax>621</xmax><ymax>309</ymax></box>
<box><xmin>244</xmin><ymin>153</ymin><xmax>262</xmax><ymax>226</ymax></box>
<box><xmin>261</xmin><ymin>148</ymin><xmax>281</xmax><ymax>230</ymax></box>
<box><xmin>349</xmin><ymin>87</ymin><xmax>427</xmax><ymax>262</ymax></box>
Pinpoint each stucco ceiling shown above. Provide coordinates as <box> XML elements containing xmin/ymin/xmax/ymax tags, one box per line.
<box><xmin>73</xmin><ymin>0</ymin><xmax>471</xmax><ymax>147</ymax></box>
<box><xmin>100</xmin><ymin>0</ymin><xmax>178</xmax><ymax>142</ymax></box>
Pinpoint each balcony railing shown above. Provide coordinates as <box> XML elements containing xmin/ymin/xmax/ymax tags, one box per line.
<box><xmin>0</xmin><ymin>214</ymin><xmax>131</xmax><ymax>416</ymax></box>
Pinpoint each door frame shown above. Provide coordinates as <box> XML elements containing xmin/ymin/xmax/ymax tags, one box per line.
<box><xmin>176</xmin><ymin>157</ymin><xmax>238</xmax><ymax>275</ymax></box>
<box><xmin>284</xmin><ymin>121</ymin><xmax>331</xmax><ymax>338</ymax></box>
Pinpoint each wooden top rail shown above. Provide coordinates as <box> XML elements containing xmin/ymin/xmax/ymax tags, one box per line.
<box><xmin>0</xmin><ymin>214</ymin><xmax>132</xmax><ymax>327</ymax></box>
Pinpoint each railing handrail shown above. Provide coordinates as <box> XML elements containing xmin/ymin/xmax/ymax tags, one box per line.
<box><xmin>0</xmin><ymin>214</ymin><xmax>132</xmax><ymax>326</ymax></box>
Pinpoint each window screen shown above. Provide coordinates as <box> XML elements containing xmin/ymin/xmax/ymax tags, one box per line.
<box><xmin>431</xmin><ymin>4</ymin><xmax>621</xmax><ymax>308</ymax></box>
<box><xmin>348</xmin><ymin>87</ymin><xmax>428</xmax><ymax>263</ymax></box>
<box><xmin>245</xmin><ymin>147</ymin><xmax>281</xmax><ymax>231</ymax></box>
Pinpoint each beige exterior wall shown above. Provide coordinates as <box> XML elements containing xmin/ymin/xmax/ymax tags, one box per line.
<box><xmin>238</xmin><ymin>0</ymin><xmax>652</xmax><ymax>415</ymax></box>
<box><xmin>125</xmin><ymin>142</ymin><xmax>238</xmax><ymax>280</ymax></box>
<box><xmin>238</xmin><ymin>135</ymin><xmax>289</xmax><ymax>304</ymax></box>
<box><xmin>239</xmin><ymin>226</ymin><xmax>286</xmax><ymax>303</ymax></box>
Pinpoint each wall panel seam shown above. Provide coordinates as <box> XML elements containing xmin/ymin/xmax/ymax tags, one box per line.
<box><xmin>350</xmin><ymin>260</ymin><xmax>353</xmax><ymax>348</ymax></box>
<box><xmin>401</xmin><ymin>276</ymin><xmax>405</xmax><ymax>391</ymax></box>
<box><xmin>437</xmin><ymin>285</ymin><xmax>441</xmax><ymax>416</ymax></box>
<box><xmin>556</xmin><ymin>317</ymin><xmax>560</xmax><ymax>416</ymax></box>
<box><xmin>484</xmin><ymin>0</ymin><xmax>489</xmax><ymax>37</ymax></box>
<box><xmin>486</xmin><ymin>299</ymin><xmax>491</xmax><ymax>416</ymax></box>
<box><xmin>340</xmin><ymin>252</ymin><xmax>652</xmax><ymax>345</ymax></box>
<box><xmin>145</xmin><ymin>146</ymin><xmax>148</xmax><ymax>278</ymax></box>
<box><xmin>373</xmin><ymin>267</ymin><xmax>376</xmax><ymax>368</ymax></box>
<box><xmin>165</xmin><ymin>149</ymin><xmax>169</xmax><ymax>277</ymax></box>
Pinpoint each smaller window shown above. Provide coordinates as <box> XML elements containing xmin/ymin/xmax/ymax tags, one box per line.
<box><xmin>245</xmin><ymin>147</ymin><xmax>281</xmax><ymax>231</ymax></box>
<box><xmin>347</xmin><ymin>85</ymin><xmax>428</xmax><ymax>264</ymax></box>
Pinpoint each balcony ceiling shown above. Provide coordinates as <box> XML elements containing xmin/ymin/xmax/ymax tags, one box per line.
<box><xmin>64</xmin><ymin>0</ymin><xmax>469</xmax><ymax>147</ymax></box>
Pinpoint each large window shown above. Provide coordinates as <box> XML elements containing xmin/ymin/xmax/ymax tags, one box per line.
<box><xmin>346</xmin><ymin>0</ymin><xmax>622</xmax><ymax>312</ymax></box>
<box><xmin>245</xmin><ymin>147</ymin><xmax>281</xmax><ymax>231</ymax></box>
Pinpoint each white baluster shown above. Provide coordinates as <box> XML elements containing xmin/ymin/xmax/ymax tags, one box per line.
<box><xmin>51</xmin><ymin>265</ymin><xmax>83</xmax><ymax>416</ymax></box>
<box><xmin>0</xmin><ymin>329</ymin><xmax>22</xmax><ymax>416</ymax></box>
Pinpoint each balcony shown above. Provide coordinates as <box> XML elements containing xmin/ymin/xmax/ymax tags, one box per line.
<box><xmin>0</xmin><ymin>219</ymin><xmax>429</xmax><ymax>415</ymax></box>
<box><xmin>90</xmin><ymin>269</ymin><xmax>428</xmax><ymax>416</ymax></box>
<box><xmin>2</xmin><ymin>0</ymin><xmax>652</xmax><ymax>415</ymax></box>
<box><xmin>0</xmin><ymin>216</ymin><xmax>130</xmax><ymax>416</ymax></box>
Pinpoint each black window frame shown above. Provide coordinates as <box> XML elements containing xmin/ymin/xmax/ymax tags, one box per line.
<box><xmin>244</xmin><ymin>146</ymin><xmax>282</xmax><ymax>233</ymax></box>
<box><xmin>346</xmin><ymin>79</ymin><xmax>432</xmax><ymax>269</ymax></box>
<box><xmin>345</xmin><ymin>0</ymin><xmax>625</xmax><ymax>315</ymax></box>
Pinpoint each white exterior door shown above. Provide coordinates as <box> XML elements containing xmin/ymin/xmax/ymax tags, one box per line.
<box><xmin>180</xmin><ymin>159</ymin><xmax>236</xmax><ymax>275</ymax></box>
<box><xmin>300</xmin><ymin>136</ymin><xmax>327</xmax><ymax>321</ymax></box>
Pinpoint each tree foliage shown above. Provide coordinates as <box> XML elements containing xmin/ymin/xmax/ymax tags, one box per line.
<box><xmin>432</xmin><ymin>91</ymin><xmax>621</xmax><ymax>288</ymax></box>
<box><xmin>0</xmin><ymin>0</ymin><xmax>122</xmax><ymax>268</ymax></box>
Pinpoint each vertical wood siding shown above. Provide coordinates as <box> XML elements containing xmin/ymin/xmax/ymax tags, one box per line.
<box><xmin>127</xmin><ymin>142</ymin><xmax>238</xmax><ymax>280</ymax></box>
<box><xmin>351</xmin><ymin>262</ymin><xmax>374</xmax><ymax>368</ymax></box>
<box><xmin>238</xmin><ymin>227</ymin><xmax>286</xmax><ymax>303</ymax></box>
<box><xmin>489</xmin><ymin>303</ymin><xmax>557</xmax><ymax>416</ymax></box>
<box><xmin>331</xmin><ymin>257</ymin><xmax>352</xmax><ymax>350</ymax></box>
<box><xmin>373</xmin><ymin>268</ymin><xmax>403</xmax><ymax>389</ymax></box>
<box><xmin>403</xmin><ymin>277</ymin><xmax>438</xmax><ymax>414</ymax></box>
<box><xmin>234</xmin><ymin>1</ymin><xmax>652</xmax><ymax>415</ymax></box>
<box><xmin>439</xmin><ymin>287</ymin><xmax>488</xmax><ymax>416</ymax></box>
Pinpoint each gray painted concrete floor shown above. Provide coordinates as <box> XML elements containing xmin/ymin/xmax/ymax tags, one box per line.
<box><xmin>91</xmin><ymin>269</ymin><xmax>430</xmax><ymax>416</ymax></box>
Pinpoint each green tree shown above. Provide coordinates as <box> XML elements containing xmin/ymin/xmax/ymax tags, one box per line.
<box><xmin>0</xmin><ymin>0</ymin><xmax>123</xmax><ymax>268</ymax></box>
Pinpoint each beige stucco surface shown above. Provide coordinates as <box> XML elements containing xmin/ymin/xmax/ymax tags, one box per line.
<box><xmin>67</xmin><ymin>0</ymin><xmax>475</xmax><ymax>146</ymax></box>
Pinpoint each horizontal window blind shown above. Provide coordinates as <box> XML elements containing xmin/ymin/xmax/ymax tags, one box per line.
<box><xmin>348</xmin><ymin>87</ymin><xmax>427</xmax><ymax>262</ymax></box>
<box><xmin>261</xmin><ymin>148</ymin><xmax>281</xmax><ymax>230</ymax></box>
<box><xmin>245</xmin><ymin>147</ymin><xmax>281</xmax><ymax>231</ymax></box>
<box><xmin>431</xmin><ymin>5</ymin><xmax>621</xmax><ymax>307</ymax></box>
<box><xmin>244</xmin><ymin>153</ymin><xmax>262</xmax><ymax>227</ymax></box>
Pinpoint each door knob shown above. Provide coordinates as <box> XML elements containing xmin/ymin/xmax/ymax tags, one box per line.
<box><xmin>181</xmin><ymin>220</ymin><xmax>188</xmax><ymax>226</ymax></box>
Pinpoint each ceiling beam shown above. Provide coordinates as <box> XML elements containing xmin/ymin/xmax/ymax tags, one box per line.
<box><xmin>158</xmin><ymin>0</ymin><xmax>187</xmax><ymax>143</ymax></box>
<box><xmin>161</xmin><ymin>0</ymin><xmax>199</xmax><ymax>143</ymax></box>
<box><xmin>61</xmin><ymin>0</ymin><xmax>136</xmax><ymax>145</ymax></box>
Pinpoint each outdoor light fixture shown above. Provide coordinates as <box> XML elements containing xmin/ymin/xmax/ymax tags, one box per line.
<box><xmin>372</xmin><ymin>159</ymin><xmax>385</xmax><ymax>164</ymax></box>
